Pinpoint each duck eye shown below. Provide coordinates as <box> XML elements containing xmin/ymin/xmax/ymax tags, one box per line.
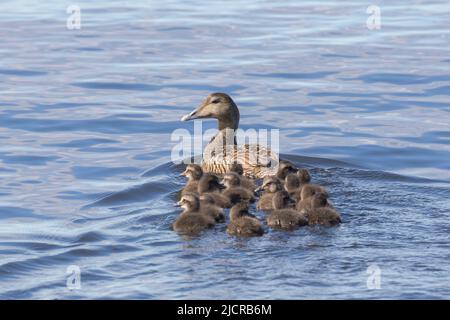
<box><xmin>211</xmin><ymin>99</ymin><xmax>220</xmax><ymax>104</ymax></box>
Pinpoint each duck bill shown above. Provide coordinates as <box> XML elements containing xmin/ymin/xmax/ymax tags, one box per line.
<box><xmin>181</xmin><ymin>108</ymin><xmax>200</xmax><ymax>121</ymax></box>
<box><xmin>174</xmin><ymin>200</ymin><xmax>182</xmax><ymax>207</ymax></box>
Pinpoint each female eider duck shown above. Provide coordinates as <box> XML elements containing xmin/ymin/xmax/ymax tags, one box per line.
<box><xmin>173</xmin><ymin>193</ymin><xmax>215</xmax><ymax>235</ymax></box>
<box><xmin>227</xmin><ymin>202</ymin><xmax>264</xmax><ymax>237</ymax></box>
<box><xmin>181</xmin><ymin>93</ymin><xmax>279</xmax><ymax>178</ymax></box>
<box><xmin>267</xmin><ymin>191</ymin><xmax>308</xmax><ymax>230</ymax></box>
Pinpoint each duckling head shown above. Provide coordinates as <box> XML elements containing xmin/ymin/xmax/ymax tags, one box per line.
<box><xmin>297</xmin><ymin>168</ymin><xmax>311</xmax><ymax>184</ymax></box>
<box><xmin>229</xmin><ymin>202</ymin><xmax>250</xmax><ymax>221</ymax></box>
<box><xmin>198</xmin><ymin>173</ymin><xmax>225</xmax><ymax>193</ymax></box>
<box><xmin>276</xmin><ymin>160</ymin><xmax>298</xmax><ymax>180</ymax></box>
<box><xmin>181</xmin><ymin>164</ymin><xmax>203</xmax><ymax>181</ymax></box>
<box><xmin>176</xmin><ymin>193</ymin><xmax>200</xmax><ymax>212</ymax></box>
<box><xmin>311</xmin><ymin>192</ymin><xmax>328</xmax><ymax>208</ymax></box>
<box><xmin>285</xmin><ymin>173</ymin><xmax>300</xmax><ymax>191</ymax></box>
<box><xmin>272</xmin><ymin>191</ymin><xmax>291</xmax><ymax>210</ymax></box>
<box><xmin>222</xmin><ymin>172</ymin><xmax>241</xmax><ymax>188</ymax></box>
<box><xmin>181</xmin><ymin>93</ymin><xmax>240</xmax><ymax>130</ymax></box>
<box><xmin>256</xmin><ymin>176</ymin><xmax>282</xmax><ymax>194</ymax></box>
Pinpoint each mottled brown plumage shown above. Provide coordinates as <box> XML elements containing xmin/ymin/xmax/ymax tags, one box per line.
<box><xmin>227</xmin><ymin>203</ymin><xmax>264</xmax><ymax>237</ymax></box>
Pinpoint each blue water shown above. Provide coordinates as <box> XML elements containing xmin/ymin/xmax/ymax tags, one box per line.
<box><xmin>1</xmin><ymin>0</ymin><xmax>450</xmax><ymax>299</ymax></box>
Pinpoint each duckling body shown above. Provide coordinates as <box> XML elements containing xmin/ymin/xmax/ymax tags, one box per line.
<box><xmin>181</xmin><ymin>164</ymin><xmax>203</xmax><ymax>195</ymax></box>
<box><xmin>306</xmin><ymin>207</ymin><xmax>342</xmax><ymax>226</ymax></box>
<box><xmin>199</xmin><ymin>194</ymin><xmax>225</xmax><ymax>223</ymax></box>
<box><xmin>298</xmin><ymin>193</ymin><xmax>341</xmax><ymax>226</ymax></box>
<box><xmin>181</xmin><ymin>93</ymin><xmax>279</xmax><ymax>178</ymax></box>
<box><xmin>267</xmin><ymin>191</ymin><xmax>307</xmax><ymax>230</ymax></box>
<box><xmin>296</xmin><ymin>188</ymin><xmax>329</xmax><ymax>212</ymax></box>
<box><xmin>173</xmin><ymin>194</ymin><xmax>215</xmax><ymax>235</ymax></box>
<box><xmin>227</xmin><ymin>203</ymin><xmax>264</xmax><ymax>237</ymax></box>
<box><xmin>197</xmin><ymin>173</ymin><xmax>231</xmax><ymax>208</ymax></box>
<box><xmin>222</xmin><ymin>172</ymin><xmax>255</xmax><ymax>205</ymax></box>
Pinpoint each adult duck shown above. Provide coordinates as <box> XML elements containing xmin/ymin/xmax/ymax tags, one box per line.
<box><xmin>181</xmin><ymin>93</ymin><xmax>279</xmax><ymax>179</ymax></box>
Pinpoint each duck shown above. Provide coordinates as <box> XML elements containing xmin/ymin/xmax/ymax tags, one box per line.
<box><xmin>181</xmin><ymin>93</ymin><xmax>279</xmax><ymax>179</ymax></box>
<box><xmin>226</xmin><ymin>202</ymin><xmax>264</xmax><ymax>237</ymax></box>
<box><xmin>276</xmin><ymin>160</ymin><xmax>298</xmax><ymax>181</ymax></box>
<box><xmin>197</xmin><ymin>173</ymin><xmax>232</xmax><ymax>208</ymax></box>
<box><xmin>222</xmin><ymin>172</ymin><xmax>256</xmax><ymax>205</ymax></box>
<box><xmin>173</xmin><ymin>193</ymin><xmax>215</xmax><ymax>235</ymax></box>
<box><xmin>180</xmin><ymin>164</ymin><xmax>203</xmax><ymax>195</ymax></box>
<box><xmin>199</xmin><ymin>193</ymin><xmax>226</xmax><ymax>223</ymax></box>
<box><xmin>284</xmin><ymin>168</ymin><xmax>311</xmax><ymax>200</ymax></box>
<box><xmin>267</xmin><ymin>191</ymin><xmax>308</xmax><ymax>230</ymax></box>
<box><xmin>256</xmin><ymin>176</ymin><xmax>283</xmax><ymax>211</ymax></box>
<box><xmin>296</xmin><ymin>184</ymin><xmax>332</xmax><ymax>212</ymax></box>
<box><xmin>302</xmin><ymin>193</ymin><xmax>342</xmax><ymax>226</ymax></box>
<box><xmin>228</xmin><ymin>162</ymin><xmax>256</xmax><ymax>192</ymax></box>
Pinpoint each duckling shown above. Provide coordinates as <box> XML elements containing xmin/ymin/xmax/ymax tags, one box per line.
<box><xmin>181</xmin><ymin>93</ymin><xmax>279</xmax><ymax>178</ymax></box>
<box><xmin>199</xmin><ymin>194</ymin><xmax>225</xmax><ymax>223</ymax></box>
<box><xmin>180</xmin><ymin>164</ymin><xmax>203</xmax><ymax>195</ymax></box>
<box><xmin>222</xmin><ymin>172</ymin><xmax>255</xmax><ymax>204</ymax></box>
<box><xmin>256</xmin><ymin>176</ymin><xmax>283</xmax><ymax>211</ymax></box>
<box><xmin>198</xmin><ymin>173</ymin><xmax>231</xmax><ymax>208</ymax></box>
<box><xmin>267</xmin><ymin>191</ymin><xmax>308</xmax><ymax>230</ymax></box>
<box><xmin>296</xmin><ymin>186</ymin><xmax>331</xmax><ymax>212</ymax></box>
<box><xmin>228</xmin><ymin>162</ymin><xmax>256</xmax><ymax>192</ymax></box>
<box><xmin>276</xmin><ymin>160</ymin><xmax>298</xmax><ymax>181</ymax></box>
<box><xmin>284</xmin><ymin>168</ymin><xmax>312</xmax><ymax>200</ymax></box>
<box><xmin>173</xmin><ymin>194</ymin><xmax>215</xmax><ymax>235</ymax></box>
<box><xmin>226</xmin><ymin>202</ymin><xmax>264</xmax><ymax>237</ymax></box>
<box><xmin>303</xmin><ymin>193</ymin><xmax>342</xmax><ymax>226</ymax></box>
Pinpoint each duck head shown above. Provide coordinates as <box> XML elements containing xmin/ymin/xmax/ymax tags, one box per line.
<box><xmin>255</xmin><ymin>176</ymin><xmax>282</xmax><ymax>194</ymax></box>
<box><xmin>198</xmin><ymin>173</ymin><xmax>225</xmax><ymax>193</ymax></box>
<box><xmin>276</xmin><ymin>160</ymin><xmax>298</xmax><ymax>180</ymax></box>
<box><xmin>222</xmin><ymin>172</ymin><xmax>241</xmax><ymax>188</ymax></box>
<box><xmin>176</xmin><ymin>193</ymin><xmax>200</xmax><ymax>212</ymax></box>
<box><xmin>180</xmin><ymin>164</ymin><xmax>203</xmax><ymax>181</ymax></box>
<box><xmin>229</xmin><ymin>202</ymin><xmax>250</xmax><ymax>221</ymax></box>
<box><xmin>181</xmin><ymin>93</ymin><xmax>240</xmax><ymax>130</ymax></box>
<box><xmin>272</xmin><ymin>191</ymin><xmax>291</xmax><ymax>210</ymax></box>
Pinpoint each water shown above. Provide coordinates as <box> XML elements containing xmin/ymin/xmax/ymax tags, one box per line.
<box><xmin>1</xmin><ymin>0</ymin><xmax>450</xmax><ymax>299</ymax></box>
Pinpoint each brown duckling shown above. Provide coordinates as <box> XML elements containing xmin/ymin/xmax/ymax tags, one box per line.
<box><xmin>180</xmin><ymin>164</ymin><xmax>203</xmax><ymax>195</ymax></box>
<box><xmin>173</xmin><ymin>194</ymin><xmax>215</xmax><ymax>235</ymax></box>
<box><xmin>284</xmin><ymin>168</ymin><xmax>312</xmax><ymax>200</ymax></box>
<box><xmin>199</xmin><ymin>194</ymin><xmax>225</xmax><ymax>223</ymax></box>
<box><xmin>226</xmin><ymin>202</ymin><xmax>264</xmax><ymax>237</ymax></box>
<box><xmin>303</xmin><ymin>193</ymin><xmax>342</xmax><ymax>226</ymax></box>
<box><xmin>267</xmin><ymin>191</ymin><xmax>308</xmax><ymax>230</ymax></box>
<box><xmin>276</xmin><ymin>160</ymin><xmax>298</xmax><ymax>181</ymax></box>
<box><xmin>228</xmin><ymin>163</ymin><xmax>256</xmax><ymax>192</ymax></box>
<box><xmin>222</xmin><ymin>172</ymin><xmax>255</xmax><ymax>205</ymax></box>
<box><xmin>256</xmin><ymin>176</ymin><xmax>283</xmax><ymax>211</ymax></box>
<box><xmin>296</xmin><ymin>187</ymin><xmax>331</xmax><ymax>212</ymax></box>
<box><xmin>197</xmin><ymin>173</ymin><xmax>231</xmax><ymax>208</ymax></box>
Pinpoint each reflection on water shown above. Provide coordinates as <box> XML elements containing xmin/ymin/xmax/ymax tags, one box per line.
<box><xmin>0</xmin><ymin>0</ymin><xmax>450</xmax><ymax>299</ymax></box>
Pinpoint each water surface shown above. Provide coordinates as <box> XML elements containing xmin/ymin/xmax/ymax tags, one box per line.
<box><xmin>1</xmin><ymin>0</ymin><xmax>450</xmax><ymax>299</ymax></box>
